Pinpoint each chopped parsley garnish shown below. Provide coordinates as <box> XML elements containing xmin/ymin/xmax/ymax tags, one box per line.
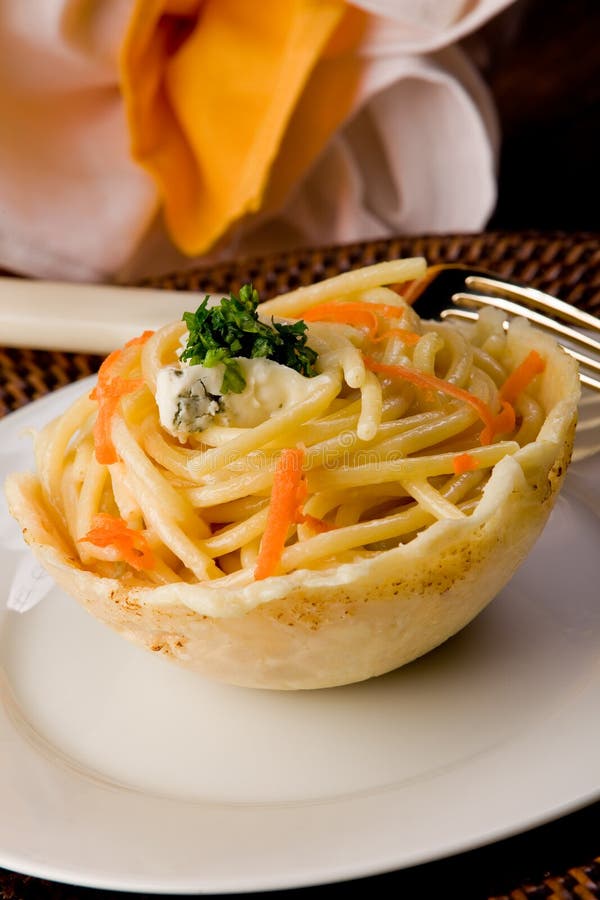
<box><xmin>180</xmin><ymin>284</ymin><xmax>318</xmax><ymax>393</ymax></box>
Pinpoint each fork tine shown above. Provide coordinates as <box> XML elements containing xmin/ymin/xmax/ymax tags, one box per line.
<box><xmin>465</xmin><ymin>275</ymin><xmax>600</xmax><ymax>334</ymax></box>
<box><xmin>556</xmin><ymin>346</ymin><xmax>600</xmax><ymax>376</ymax></box>
<box><xmin>441</xmin><ymin>307</ymin><xmax>600</xmax><ymax>392</ymax></box>
<box><xmin>451</xmin><ymin>292</ymin><xmax>600</xmax><ymax>356</ymax></box>
<box><xmin>580</xmin><ymin>372</ymin><xmax>600</xmax><ymax>391</ymax></box>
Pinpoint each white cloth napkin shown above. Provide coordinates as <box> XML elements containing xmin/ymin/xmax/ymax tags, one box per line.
<box><xmin>0</xmin><ymin>0</ymin><xmax>517</xmax><ymax>284</ymax></box>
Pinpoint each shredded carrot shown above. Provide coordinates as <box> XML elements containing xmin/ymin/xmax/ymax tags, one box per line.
<box><xmin>92</xmin><ymin>377</ymin><xmax>144</xmax><ymax>465</ymax></box>
<box><xmin>371</xmin><ymin>327</ymin><xmax>420</xmax><ymax>346</ymax></box>
<box><xmin>478</xmin><ymin>350</ymin><xmax>543</xmax><ymax>443</ymax></box>
<box><xmin>254</xmin><ymin>448</ymin><xmax>306</xmax><ymax>580</ymax></box>
<box><xmin>295</xmin><ymin>513</ymin><xmax>333</xmax><ymax>534</ymax></box>
<box><xmin>389</xmin><ymin>280</ymin><xmax>415</xmax><ymax>296</ymax></box>
<box><xmin>91</xmin><ymin>330</ymin><xmax>154</xmax><ymax>465</ymax></box>
<box><xmin>93</xmin><ymin>330</ymin><xmax>155</xmax><ymax>393</ymax></box>
<box><xmin>452</xmin><ymin>452</ymin><xmax>478</xmax><ymax>475</ymax></box>
<box><xmin>125</xmin><ymin>330</ymin><xmax>155</xmax><ymax>348</ymax></box>
<box><xmin>80</xmin><ymin>513</ymin><xmax>155</xmax><ymax>571</ymax></box>
<box><xmin>302</xmin><ymin>301</ymin><xmax>419</xmax><ymax>344</ymax></box>
<box><xmin>254</xmin><ymin>448</ymin><xmax>332</xmax><ymax>579</ymax></box>
<box><xmin>482</xmin><ymin>401</ymin><xmax>516</xmax><ymax>444</ymax></box>
<box><xmin>303</xmin><ymin>302</ymin><xmax>379</xmax><ymax>336</ymax></box>
<box><xmin>499</xmin><ymin>350</ymin><xmax>546</xmax><ymax>405</ymax></box>
<box><xmin>363</xmin><ymin>355</ymin><xmax>502</xmax><ymax>445</ymax></box>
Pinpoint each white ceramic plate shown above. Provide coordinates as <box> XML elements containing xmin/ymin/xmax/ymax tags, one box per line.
<box><xmin>1</xmin><ymin>380</ymin><xmax>599</xmax><ymax>895</ymax></box>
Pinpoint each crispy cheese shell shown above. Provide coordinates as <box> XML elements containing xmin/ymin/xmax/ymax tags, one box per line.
<box><xmin>5</xmin><ymin>320</ymin><xmax>579</xmax><ymax>690</ymax></box>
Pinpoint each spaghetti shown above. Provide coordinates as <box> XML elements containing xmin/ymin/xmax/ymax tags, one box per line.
<box><xmin>5</xmin><ymin>258</ymin><xmax>580</xmax><ymax>689</ymax></box>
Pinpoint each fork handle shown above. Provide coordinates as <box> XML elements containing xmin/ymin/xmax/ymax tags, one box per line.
<box><xmin>0</xmin><ymin>276</ymin><xmax>207</xmax><ymax>355</ymax></box>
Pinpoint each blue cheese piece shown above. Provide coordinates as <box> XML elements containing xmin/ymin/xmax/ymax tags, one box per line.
<box><xmin>156</xmin><ymin>358</ymin><xmax>313</xmax><ymax>435</ymax></box>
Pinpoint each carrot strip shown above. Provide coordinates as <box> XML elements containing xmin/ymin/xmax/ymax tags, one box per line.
<box><xmin>80</xmin><ymin>513</ymin><xmax>155</xmax><ymax>571</ymax></box>
<box><xmin>91</xmin><ymin>331</ymin><xmax>154</xmax><ymax>465</ymax></box>
<box><xmin>92</xmin><ymin>377</ymin><xmax>144</xmax><ymax>465</ymax></box>
<box><xmin>303</xmin><ymin>302</ymin><xmax>379</xmax><ymax>336</ymax></box>
<box><xmin>364</xmin><ymin>355</ymin><xmax>500</xmax><ymax>445</ymax></box>
<box><xmin>295</xmin><ymin>513</ymin><xmax>333</xmax><ymax>534</ymax></box>
<box><xmin>94</xmin><ymin>330</ymin><xmax>155</xmax><ymax>393</ymax></box>
<box><xmin>371</xmin><ymin>327</ymin><xmax>420</xmax><ymax>346</ymax></box>
<box><xmin>484</xmin><ymin>401</ymin><xmax>516</xmax><ymax>444</ymax></box>
<box><xmin>499</xmin><ymin>350</ymin><xmax>546</xmax><ymax>404</ymax></box>
<box><xmin>452</xmin><ymin>452</ymin><xmax>478</xmax><ymax>475</ymax></box>
<box><xmin>254</xmin><ymin>448</ymin><xmax>306</xmax><ymax>580</ymax></box>
<box><xmin>302</xmin><ymin>301</ymin><xmax>419</xmax><ymax>344</ymax></box>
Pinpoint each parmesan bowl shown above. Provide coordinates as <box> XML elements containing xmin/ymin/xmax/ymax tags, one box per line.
<box><xmin>4</xmin><ymin>261</ymin><xmax>580</xmax><ymax>689</ymax></box>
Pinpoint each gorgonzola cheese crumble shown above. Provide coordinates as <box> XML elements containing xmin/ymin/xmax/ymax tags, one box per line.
<box><xmin>156</xmin><ymin>357</ymin><xmax>313</xmax><ymax>435</ymax></box>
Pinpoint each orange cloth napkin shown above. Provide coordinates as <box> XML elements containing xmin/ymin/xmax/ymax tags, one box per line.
<box><xmin>121</xmin><ymin>0</ymin><xmax>368</xmax><ymax>258</ymax></box>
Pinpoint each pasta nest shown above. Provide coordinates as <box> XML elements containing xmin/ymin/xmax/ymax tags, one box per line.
<box><xmin>5</xmin><ymin>260</ymin><xmax>580</xmax><ymax>689</ymax></box>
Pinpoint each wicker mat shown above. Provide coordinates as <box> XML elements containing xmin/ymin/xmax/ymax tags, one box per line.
<box><xmin>0</xmin><ymin>229</ymin><xmax>599</xmax><ymax>900</ymax></box>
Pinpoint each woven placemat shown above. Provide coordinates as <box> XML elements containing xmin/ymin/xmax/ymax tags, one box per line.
<box><xmin>1</xmin><ymin>229</ymin><xmax>599</xmax><ymax>900</ymax></box>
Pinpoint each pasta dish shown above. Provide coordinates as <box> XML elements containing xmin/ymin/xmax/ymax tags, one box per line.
<box><xmin>5</xmin><ymin>258</ymin><xmax>580</xmax><ymax>689</ymax></box>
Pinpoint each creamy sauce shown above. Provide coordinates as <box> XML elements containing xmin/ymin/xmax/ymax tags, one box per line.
<box><xmin>156</xmin><ymin>358</ymin><xmax>313</xmax><ymax>435</ymax></box>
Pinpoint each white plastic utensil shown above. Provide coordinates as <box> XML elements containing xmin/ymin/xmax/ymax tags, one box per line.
<box><xmin>0</xmin><ymin>276</ymin><xmax>218</xmax><ymax>354</ymax></box>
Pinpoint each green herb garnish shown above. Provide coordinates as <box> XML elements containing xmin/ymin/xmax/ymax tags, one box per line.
<box><xmin>180</xmin><ymin>284</ymin><xmax>318</xmax><ymax>393</ymax></box>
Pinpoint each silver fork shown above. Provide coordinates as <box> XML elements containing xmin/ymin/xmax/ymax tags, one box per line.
<box><xmin>405</xmin><ymin>264</ymin><xmax>600</xmax><ymax>392</ymax></box>
<box><xmin>405</xmin><ymin>265</ymin><xmax>600</xmax><ymax>461</ymax></box>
